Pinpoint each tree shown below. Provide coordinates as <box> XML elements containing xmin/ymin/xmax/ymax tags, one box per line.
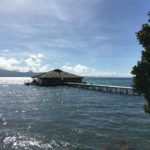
<box><xmin>131</xmin><ymin>12</ymin><xmax>150</xmax><ymax>113</ymax></box>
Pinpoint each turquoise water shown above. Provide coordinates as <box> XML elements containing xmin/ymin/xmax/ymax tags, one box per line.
<box><xmin>84</xmin><ymin>77</ymin><xmax>132</xmax><ymax>87</ymax></box>
<box><xmin>0</xmin><ymin>78</ymin><xmax>150</xmax><ymax>150</ymax></box>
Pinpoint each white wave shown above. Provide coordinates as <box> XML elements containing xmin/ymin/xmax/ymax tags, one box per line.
<box><xmin>3</xmin><ymin>135</ymin><xmax>52</xmax><ymax>150</ymax></box>
<box><xmin>3</xmin><ymin>134</ymin><xmax>72</xmax><ymax>150</ymax></box>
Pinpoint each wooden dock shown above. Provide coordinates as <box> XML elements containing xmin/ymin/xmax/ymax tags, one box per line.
<box><xmin>65</xmin><ymin>82</ymin><xmax>137</xmax><ymax>96</ymax></box>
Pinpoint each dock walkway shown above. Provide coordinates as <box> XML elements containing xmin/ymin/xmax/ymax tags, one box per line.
<box><xmin>65</xmin><ymin>82</ymin><xmax>137</xmax><ymax>96</ymax></box>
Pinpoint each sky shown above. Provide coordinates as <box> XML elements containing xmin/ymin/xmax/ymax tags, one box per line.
<box><xmin>0</xmin><ymin>0</ymin><xmax>149</xmax><ymax>77</ymax></box>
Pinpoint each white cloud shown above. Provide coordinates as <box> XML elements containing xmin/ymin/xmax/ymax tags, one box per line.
<box><xmin>22</xmin><ymin>53</ymin><xmax>48</xmax><ymax>72</ymax></box>
<box><xmin>0</xmin><ymin>57</ymin><xmax>20</xmax><ymax>70</ymax></box>
<box><xmin>62</xmin><ymin>64</ymin><xmax>131</xmax><ymax>77</ymax></box>
<box><xmin>62</xmin><ymin>64</ymin><xmax>88</xmax><ymax>74</ymax></box>
<box><xmin>0</xmin><ymin>53</ymin><xmax>49</xmax><ymax>72</ymax></box>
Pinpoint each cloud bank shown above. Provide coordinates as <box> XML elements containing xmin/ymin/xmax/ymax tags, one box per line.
<box><xmin>0</xmin><ymin>54</ymin><xmax>49</xmax><ymax>72</ymax></box>
<box><xmin>0</xmin><ymin>54</ymin><xmax>131</xmax><ymax>77</ymax></box>
<box><xmin>62</xmin><ymin>64</ymin><xmax>131</xmax><ymax>77</ymax></box>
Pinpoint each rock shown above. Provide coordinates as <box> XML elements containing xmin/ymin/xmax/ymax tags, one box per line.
<box><xmin>102</xmin><ymin>139</ymin><xmax>128</xmax><ymax>150</ymax></box>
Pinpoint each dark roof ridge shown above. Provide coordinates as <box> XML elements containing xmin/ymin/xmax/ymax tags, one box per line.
<box><xmin>32</xmin><ymin>69</ymin><xmax>83</xmax><ymax>79</ymax></box>
<box><xmin>53</xmin><ymin>69</ymin><xmax>62</xmax><ymax>73</ymax></box>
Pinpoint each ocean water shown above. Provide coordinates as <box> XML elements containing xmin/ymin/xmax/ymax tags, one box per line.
<box><xmin>84</xmin><ymin>77</ymin><xmax>132</xmax><ymax>87</ymax></box>
<box><xmin>0</xmin><ymin>77</ymin><xmax>150</xmax><ymax>150</ymax></box>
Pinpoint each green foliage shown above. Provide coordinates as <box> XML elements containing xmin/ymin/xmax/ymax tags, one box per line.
<box><xmin>131</xmin><ymin>12</ymin><xmax>150</xmax><ymax>110</ymax></box>
<box><xmin>136</xmin><ymin>24</ymin><xmax>150</xmax><ymax>49</ymax></box>
<box><xmin>144</xmin><ymin>104</ymin><xmax>150</xmax><ymax>114</ymax></box>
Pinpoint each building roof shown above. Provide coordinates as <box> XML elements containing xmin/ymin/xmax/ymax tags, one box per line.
<box><xmin>32</xmin><ymin>69</ymin><xmax>83</xmax><ymax>79</ymax></box>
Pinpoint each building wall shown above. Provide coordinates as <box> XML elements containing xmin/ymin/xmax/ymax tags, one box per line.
<box><xmin>33</xmin><ymin>78</ymin><xmax>43</xmax><ymax>85</ymax></box>
<box><xmin>34</xmin><ymin>78</ymin><xmax>82</xmax><ymax>86</ymax></box>
<box><xmin>40</xmin><ymin>78</ymin><xmax>64</xmax><ymax>86</ymax></box>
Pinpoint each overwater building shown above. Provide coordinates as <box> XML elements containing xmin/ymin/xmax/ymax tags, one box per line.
<box><xmin>32</xmin><ymin>69</ymin><xmax>83</xmax><ymax>86</ymax></box>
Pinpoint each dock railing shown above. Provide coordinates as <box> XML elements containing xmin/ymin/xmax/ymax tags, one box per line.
<box><xmin>64</xmin><ymin>82</ymin><xmax>137</xmax><ymax>96</ymax></box>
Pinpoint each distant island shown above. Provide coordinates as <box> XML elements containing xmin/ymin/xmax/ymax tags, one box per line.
<box><xmin>0</xmin><ymin>68</ymin><xmax>40</xmax><ymax>77</ymax></box>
